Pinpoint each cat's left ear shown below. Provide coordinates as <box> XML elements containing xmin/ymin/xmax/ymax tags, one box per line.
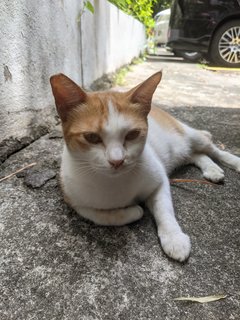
<box><xmin>127</xmin><ymin>71</ymin><xmax>162</xmax><ymax>115</ymax></box>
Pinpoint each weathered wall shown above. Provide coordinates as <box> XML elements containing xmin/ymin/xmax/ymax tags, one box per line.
<box><xmin>0</xmin><ymin>0</ymin><xmax>145</xmax><ymax>162</ymax></box>
<box><xmin>81</xmin><ymin>0</ymin><xmax>146</xmax><ymax>87</ymax></box>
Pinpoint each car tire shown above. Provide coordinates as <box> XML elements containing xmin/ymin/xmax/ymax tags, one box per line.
<box><xmin>210</xmin><ymin>20</ymin><xmax>240</xmax><ymax>68</ymax></box>
<box><xmin>174</xmin><ymin>51</ymin><xmax>202</xmax><ymax>62</ymax></box>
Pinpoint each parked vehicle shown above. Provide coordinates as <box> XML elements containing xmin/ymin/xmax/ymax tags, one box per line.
<box><xmin>167</xmin><ymin>0</ymin><xmax>240</xmax><ymax>67</ymax></box>
<box><xmin>154</xmin><ymin>9</ymin><xmax>171</xmax><ymax>46</ymax></box>
<box><xmin>153</xmin><ymin>8</ymin><xmax>202</xmax><ymax>62</ymax></box>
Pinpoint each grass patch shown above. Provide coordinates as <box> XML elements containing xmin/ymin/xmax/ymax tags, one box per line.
<box><xmin>113</xmin><ymin>56</ymin><xmax>145</xmax><ymax>86</ymax></box>
<box><xmin>112</xmin><ymin>66</ymin><xmax>132</xmax><ymax>86</ymax></box>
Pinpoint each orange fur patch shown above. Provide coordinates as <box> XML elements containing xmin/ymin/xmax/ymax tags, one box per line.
<box><xmin>149</xmin><ymin>106</ymin><xmax>185</xmax><ymax>135</ymax></box>
<box><xmin>62</xmin><ymin>91</ymin><xmax>148</xmax><ymax>151</ymax></box>
<box><xmin>51</xmin><ymin>72</ymin><xmax>165</xmax><ymax>151</ymax></box>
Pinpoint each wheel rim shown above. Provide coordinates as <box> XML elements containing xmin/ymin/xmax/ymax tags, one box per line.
<box><xmin>218</xmin><ymin>26</ymin><xmax>240</xmax><ymax>64</ymax></box>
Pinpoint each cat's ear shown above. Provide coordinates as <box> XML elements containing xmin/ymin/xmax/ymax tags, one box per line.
<box><xmin>127</xmin><ymin>71</ymin><xmax>162</xmax><ymax>115</ymax></box>
<box><xmin>50</xmin><ymin>73</ymin><xmax>87</xmax><ymax>122</ymax></box>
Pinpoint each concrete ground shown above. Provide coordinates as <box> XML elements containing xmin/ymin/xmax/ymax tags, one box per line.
<box><xmin>0</xmin><ymin>54</ymin><xmax>240</xmax><ymax>320</ymax></box>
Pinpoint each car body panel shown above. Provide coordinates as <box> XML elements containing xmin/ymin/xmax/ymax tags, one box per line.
<box><xmin>167</xmin><ymin>0</ymin><xmax>240</xmax><ymax>53</ymax></box>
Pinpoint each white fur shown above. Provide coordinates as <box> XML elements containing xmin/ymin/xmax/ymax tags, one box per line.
<box><xmin>191</xmin><ymin>154</ymin><xmax>224</xmax><ymax>182</ymax></box>
<box><xmin>61</xmin><ymin>102</ymin><xmax>240</xmax><ymax>262</ymax></box>
<box><xmin>107</xmin><ymin>146</ymin><xmax>124</xmax><ymax>162</ymax></box>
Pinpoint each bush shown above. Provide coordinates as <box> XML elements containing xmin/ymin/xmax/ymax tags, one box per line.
<box><xmin>108</xmin><ymin>0</ymin><xmax>157</xmax><ymax>32</ymax></box>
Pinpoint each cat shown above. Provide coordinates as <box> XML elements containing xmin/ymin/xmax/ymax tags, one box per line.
<box><xmin>50</xmin><ymin>71</ymin><xmax>240</xmax><ymax>262</ymax></box>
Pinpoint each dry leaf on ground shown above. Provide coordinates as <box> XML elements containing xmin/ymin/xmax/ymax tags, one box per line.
<box><xmin>174</xmin><ymin>294</ymin><xmax>227</xmax><ymax>303</ymax></box>
<box><xmin>170</xmin><ymin>179</ymin><xmax>216</xmax><ymax>186</ymax></box>
<box><xmin>0</xmin><ymin>162</ymin><xmax>37</xmax><ymax>183</ymax></box>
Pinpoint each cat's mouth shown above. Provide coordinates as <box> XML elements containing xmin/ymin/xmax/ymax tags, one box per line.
<box><xmin>93</xmin><ymin>163</ymin><xmax>134</xmax><ymax>177</ymax></box>
<box><xmin>109</xmin><ymin>167</ymin><xmax>126</xmax><ymax>176</ymax></box>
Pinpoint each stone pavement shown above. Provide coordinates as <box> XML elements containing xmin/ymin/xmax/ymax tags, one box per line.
<box><xmin>0</xmin><ymin>56</ymin><xmax>240</xmax><ymax>320</ymax></box>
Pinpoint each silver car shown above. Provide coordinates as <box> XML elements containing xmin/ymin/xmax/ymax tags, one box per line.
<box><xmin>153</xmin><ymin>9</ymin><xmax>201</xmax><ymax>62</ymax></box>
<box><xmin>154</xmin><ymin>8</ymin><xmax>170</xmax><ymax>46</ymax></box>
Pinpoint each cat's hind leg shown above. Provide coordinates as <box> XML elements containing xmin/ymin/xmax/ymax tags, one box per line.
<box><xmin>191</xmin><ymin>154</ymin><xmax>224</xmax><ymax>182</ymax></box>
<box><xmin>189</xmin><ymin>128</ymin><xmax>240</xmax><ymax>173</ymax></box>
<box><xmin>75</xmin><ymin>205</ymin><xmax>143</xmax><ymax>226</ymax></box>
<box><xmin>209</xmin><ymin>145</ymin><xmax>240</xmax><ymax>173</ymax></box>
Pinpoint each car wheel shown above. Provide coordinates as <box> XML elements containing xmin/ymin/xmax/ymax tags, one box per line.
<box><xmin>210</xmin><ymin>20</ymin><xmax>240</xmax><ymax>68</ymax></box>
<box><xmin>174</xmin><ymin>51</ymin><xmax>202</xmax><ymax>62</ymax></box>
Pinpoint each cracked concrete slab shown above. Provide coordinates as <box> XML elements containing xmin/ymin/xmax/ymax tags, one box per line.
<box><xmin>0</xmin><ymin>105</ymin><xmax>239</xmax><ymax>320</ymax></box>
<box><xmin>0</xmin><ymin>108</ymin><xmax>57</xmax><ymax>164</ymax></box>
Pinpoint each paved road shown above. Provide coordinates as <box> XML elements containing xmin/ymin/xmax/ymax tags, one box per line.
<box><xmin>0</xmin><ymin>56</ymin><xmax>240</xmax><ymax>320</ymax></box>
<box><xmin>115</xmin><ymin>52</ymin><xmax>240</xmax><ymax>109</ymax></box>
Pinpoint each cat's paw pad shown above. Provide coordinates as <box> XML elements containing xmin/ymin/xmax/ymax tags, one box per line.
<box><xmin>160</xmin><ymin>232</ymin><xmax>191</xmax><ymax>262</ymax></box>
<box><xmin>203</xmin><ymin>166</ymin><xmax>224</xmax><ymax>183</ymax></box>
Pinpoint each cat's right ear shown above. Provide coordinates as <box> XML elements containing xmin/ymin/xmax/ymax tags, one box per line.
<box><xmin>50</xmin><ymin>74</ymin><xmax>87</xmax><ymax>122</ymax></box>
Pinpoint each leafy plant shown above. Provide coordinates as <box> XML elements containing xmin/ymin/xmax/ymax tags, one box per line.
<box><xmin>113</xmin><ymin>66</ymin><xmax>131</xmax><ymax>86</ymax></box>
<box><xmin>77</xmin><ymin>0</ymin><xmax>94</xmax><ymax>22</ymax></box>
<box><xmin>108</xmin><ymin>0</ymin><xmax>157</xmax><ymax>32</ymax></box>
<box><xmin>84</xmin><ymin>0</ymin><xmax>94</xmax><ymax>14</ymax></box>
<box><xmin>113</xmin><ymin>56</ymin><xmax>145</xmax><ymax>86</ymax></box>
<box><xmin>153</xmin><ymin>0</ymin><xmax>172</xmax><ymax>16</ymax></box>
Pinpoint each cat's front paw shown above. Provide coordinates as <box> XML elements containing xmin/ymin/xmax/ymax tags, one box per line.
<box><xmin>160</xmin><ymin>232</ymin><xmax>191</xmax><ymax>262</ymax></box>
<box><xmin>127</xmin><ymin>205</ymin><xmax>144</xmax><ymax>223</ymax></box>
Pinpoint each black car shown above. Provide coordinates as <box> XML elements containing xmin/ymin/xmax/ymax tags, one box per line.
<box><xmin>167</xmin><ymin>0</ymin><xmax>240</xmax><ymax>67</ymax></box>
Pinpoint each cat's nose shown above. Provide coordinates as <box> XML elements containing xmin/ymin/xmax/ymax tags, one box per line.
<box><xmin>108</xmin><ymin>159</ymin><xmax>124</xmax><ymax>169</ymax></box>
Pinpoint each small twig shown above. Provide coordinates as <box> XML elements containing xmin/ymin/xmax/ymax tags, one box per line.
<box><xmin>0</xmin><ymin>162</ymin><xmax>37</xmax><ymax>183</ymax></box>
<box><xmin>170</xmin><ymin>178</ymin><xmax>217</xmax><ymax>186</ymax></box>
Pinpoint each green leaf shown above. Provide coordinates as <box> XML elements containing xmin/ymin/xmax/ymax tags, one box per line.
<box><xmin>85</xmin><ymin>1</ymin><xmax>94</xmax><ymax>14</ymax></box>
<box><xmin>108</xmin><ymin>0</ymin><xmax>157</xmax><ymax>31</ymax></box>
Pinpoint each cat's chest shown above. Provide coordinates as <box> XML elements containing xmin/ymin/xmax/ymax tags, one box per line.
<box><xmin>81</xmin><ymin>177</ymin><xmax>138</xmax><ymax>208</ymax></box>
<box><xmin>62</xmin><ymin>165</ymin><xmax>160</xmax><ymax>210</ymax></box>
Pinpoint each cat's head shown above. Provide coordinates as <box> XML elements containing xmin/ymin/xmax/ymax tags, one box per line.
<box><xmin>50</xmin><ymin>72</ymin><xmax>162</xmax><ymax>176</ymax></box>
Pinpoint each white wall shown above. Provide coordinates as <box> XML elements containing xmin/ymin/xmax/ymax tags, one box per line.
<box><xmin>0</xmin><ymin>0</ymin><xmax>145</xmax><ymax>161</ymax></box>
<box><xmin>81</xmin><ymin>0</ymin><xmax>146</xmax><ymax>87</ymax></box>
<box><xmin>0</xmin><ymin>0</ymin><xmax>83</xmax><ymax>113</ymax></box>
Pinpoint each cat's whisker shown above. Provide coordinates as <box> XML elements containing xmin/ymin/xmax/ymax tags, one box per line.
<box><xmin>73</xmin><ymin>166</ymin><xmax>95</xmax><ymax>177</ymax></box>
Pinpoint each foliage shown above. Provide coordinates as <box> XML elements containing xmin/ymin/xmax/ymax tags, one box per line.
<box><xmin>153</xmin><ymin>0</ymin><xmax>172</xmax><ymax>17</ymax></box>
<box><xmin>84</xmin><ymin>0</ymin><xmax>94</xmax><ymax>14</ymax></box>
<box><xmin>113</xmin><ymin>56</ymin><xmax>145</xmax><ymax>86</ymax></box>
<box><xmin>113</xmin><ymin>66</ymin><xmax>132</xmax><ymax>86</ymax></box>
<box><xmin>77</xmin><ymin>0</ymin><xmax>94</xmax><ymax>22</ymax></box>
<box><xmin>108</xmin><ymin>0</ymin><xmax>157</xmax><ymax>32</ymax></box>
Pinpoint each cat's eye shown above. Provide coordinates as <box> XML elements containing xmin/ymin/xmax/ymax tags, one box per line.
<box><xmin>125</xmin><ymin>129</ymin><xmax>140</xmax><ymax>141</ymax></box>
<box><xmin>83</xmin><ymin>132</ymin><xmax>102</xmax><ymax>144</ymax></box>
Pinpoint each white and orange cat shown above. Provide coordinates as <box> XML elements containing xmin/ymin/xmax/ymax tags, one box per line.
<box><xmin>50</xmin><ymin>72</ymin><xmax>240</xmax><ymax>262</ymax></box>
